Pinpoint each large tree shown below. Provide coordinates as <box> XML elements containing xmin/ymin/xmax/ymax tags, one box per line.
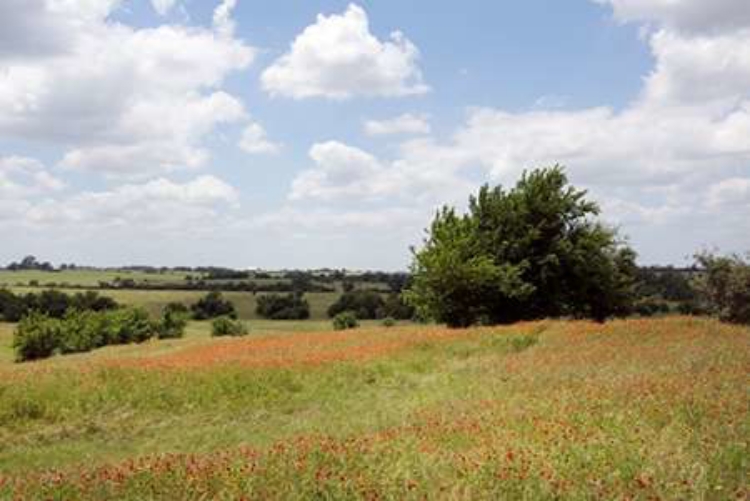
<box><xmin>405</xmin><ymin>166</ymin><xmax>637</xmax><ymax>327</ymax></box>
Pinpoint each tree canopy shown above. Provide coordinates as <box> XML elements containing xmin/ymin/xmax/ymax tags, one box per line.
<box><xmin>405</xmin><ymin>166</ymin><xmax>637</xmax><ymax>327</ymax></box>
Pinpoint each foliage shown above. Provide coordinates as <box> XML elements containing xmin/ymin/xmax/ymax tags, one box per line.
<box><xmin>405</xmin><ymin>166</ymin><xmax>637</xmax><ymax>327</ymax></box>
<box><xmin>693</xmin><ymin>252</ymin><xmax>750</xmax><ymax>325</ymax></box>
<box><xmin>13</xmin><ymin>307</ymin><xmax>158</xmax><ymax>362</ymax></box>
<box><xmin>328</xmin><ymin>290</ymin><xmax>384</xmax><ymax>319</ymax></box>
<box><xmin>332</xmin><ymin>311</ymin><xmax>359</xmax><ymax>330</ymax></box>
<box><xmin>157</xmin><ymin>307</ymin><xmax>188</xmax><ymax>340</ymax></box>
<box><xmin>256</xmin><ymin>293</ymin><xmax>310</xmax><ymax>320</ymax></box>
<box><xmin>0</xmin><ymin>289</ymin><xmax>119</xmax><ymax>322</ymax></box>
<box><xmin>381</xmin><ymin>317</ymin><xmax>396</xmax><ymax>327</ymax></box>
<box><xmin>191</xmin><ymin>291</ymin><xmax>237</xmax><ymax>320</ymax></box>
<box><xmin>211</xmin><ymin>316</ymin><xmax>248</xmax><ymax>337</ymax></box>
<box><xmin>12</xmin><ymin>312</ymin><xmax>62</xmax><ymax>361</ymax></box>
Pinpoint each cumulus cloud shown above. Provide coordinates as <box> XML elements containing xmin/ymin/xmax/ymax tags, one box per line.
<box><xmin>24</xmin><ymin>175</ymin><xmax>239</xmax><ymax>229</ymax></box>
<box><xmin>597</xmin><ymin>0</ymin><xmax>750</xmax><ymax>34</ymax></box>
<box><xmin>238</xmin><ymin>122</ymin><xmax>282</xmax><ymax>155</ymax></box>
<box><xmin>0</xmin><ymin>0</ymin><xmax>255</xmax><ymax>178</ymax></box>
<box><xmin>281</xmin><ymin>0</ymin><xmax>750</xmax><ymax>263</ymax></box>
<box><xmin>289</xmin><ymin>139</ymin><xmax>475</xmax><ymax>204</ymax></box>
<box><xmin>151</xmin><ymin>0</ymin><xmax>178</xmax><ymax>16</ymax></box>
<box><xmin>364</xmin><ymin>113</ymin><xmax>431</xmax><ymax>136</ymax></box>
<box><xmin>0</xmin><ymin>156</ymin><xmax>65</xmax><ymax>198</ymax></box>
<box><xmin>261</xmin><ymin>4</ymin><xmax>429</xmax><ymax>99</ymax></box>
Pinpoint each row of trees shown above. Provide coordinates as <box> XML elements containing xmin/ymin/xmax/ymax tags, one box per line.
<box><xmin>0</xmin><ymin>289</ymin><xmax>118</xmax><ymax>322</ymax></box>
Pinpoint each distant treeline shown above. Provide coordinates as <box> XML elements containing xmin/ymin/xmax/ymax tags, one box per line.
<box><xmin>0</xmin><ymin>289</ymin><xmax>119</xmax><ymax>322</ymax></box>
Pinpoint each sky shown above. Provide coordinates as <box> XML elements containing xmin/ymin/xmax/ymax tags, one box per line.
<box><xmin>0</xmin><ymin>0</ymin><xmax>749</xmax><ymax>270</ymax></box>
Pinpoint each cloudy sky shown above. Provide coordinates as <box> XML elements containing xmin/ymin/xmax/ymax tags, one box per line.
<box><xmin>1</xmin><ymin>0</ymin><xmax>748</xmax><ymax>269</ymax></box>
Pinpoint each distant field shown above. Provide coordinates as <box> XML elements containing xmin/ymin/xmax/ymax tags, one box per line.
<box><xmin>0</xmin><ymin>269</ymin><xmax>191</xmax><ymax>287</ymax></box>
<box><xmin>9</xmin><ymin>287</ymin><xmax>340</xmax><ymax>320</ymax></box>
<box><xmin>0</xmin><ymin>317</ymin><xmax>747</xmax><ymax>499</ymax></box>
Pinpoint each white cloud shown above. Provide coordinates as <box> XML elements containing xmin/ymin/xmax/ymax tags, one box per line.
<box><xmin>24</xmin><ymin>175</ymin><xmax>239</xmax><ymax>229</ymax></box>
<box><xmin>238</xmin><ymin>122</ymin><xmax>282</xmax><ymax>155</ymax></box>
<box><xmin>213</xmin><ymin>0</ymin><xmax>238</xmax><ymax>38</ymax></box>
<box><xmin>364</xmin><ymin>113</ymin><xmax>430</xmax><ymax>136</ymax></box>
<box><xmin>0</xmin><ymin>156</ymin><xmax>65</xmax><ymax>198</ymax></box>
<box><xmin>289</xmin><ymin>139</ymin><xmax>475</xmax><ymax>204</ymax></box>
<box><xmin>281</xmin><ymin>1</ymin><xmax>750</xmax><ymax>263</ymax></box>
<box><xmin>706</xmin><ymin>177</ymin><xmax>750</xmax><ymax>209</ymax></box>
<box><xmin>597</xmin><ymin>0</ymin><xmax>750</xmax><ymax>34</ymax></box>
<box><xmin>151</xmin><ymin>0</ymin><xmax>178</xmax><ymax>16</ymax></box>
<box><xmin>0</xmin><ymin>0</ymin><xmax>255</xmax><ymax>178</ymax></box>
<box><xmin>261</xmin><ymin>4</ymin><xmax>429</xmax><ymax>99</ymax></box>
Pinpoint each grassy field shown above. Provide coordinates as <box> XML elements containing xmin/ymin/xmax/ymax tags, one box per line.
<box><xmin>0</xmin><ymin>269</ymin><xmax>193</xmax><ymax>288</ymax></box>
<box><xmin>0</xmin><ymin>316</ymin><xmax>747</xmax><ymax>499</ymax></box>
<box><xmin>9</xmin><ymin>287</ymin><xmax>340</xmax><ymax>320</ymax></box>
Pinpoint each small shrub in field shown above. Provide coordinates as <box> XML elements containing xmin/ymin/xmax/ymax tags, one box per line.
<box><xmin>333</xmin><ymin>311</ymin><xmax>359</xmax><ymax>330</ymax></box>
<box><xmin>382</xmin><ymin>317</ymin><xmax>396</xmax><ymax>327</ymax></box>
<box><xmin>191</xmin><ymin>291</ymin><xmax>237</xmax><ymax>320</ymax></box>
<box><xmin>105</xmin><ymin>308</ymin><xmax>155</xmax><ymax>344</ymax></box>
<box><xmin>211</xmin><ymin>316</ymin><xmax>248</xmax><ymax>337</ymax></box>
<box><xmin>13</xmin><ymin>312</ymin><xmax>61</xmax><ymax>361</ymax></box>
<box><xmin>157</xmin><ymin>308</ymin><xmax>188</xmax><ymax>339</ymax></box>
<box><xmin>256</xmin><ymin>293</ymin><xmax>310</xmax><ymax>320</ymax></box>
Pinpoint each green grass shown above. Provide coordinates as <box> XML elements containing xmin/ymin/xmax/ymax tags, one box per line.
<box><xmin>0</xmin><ymin>269</ymin><xmax>192</xmax><ymax>287</ymax></box>
<box><xmin>0</xmin><ymin>317</ymin><xmax>747</xmax><ymax>500</ymax></box>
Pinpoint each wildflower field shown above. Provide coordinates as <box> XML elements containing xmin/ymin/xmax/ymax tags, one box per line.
<box><xmin>0</xmin><ymin>317</ymin><xmax>747</xmax><ymax>499</ymax></box>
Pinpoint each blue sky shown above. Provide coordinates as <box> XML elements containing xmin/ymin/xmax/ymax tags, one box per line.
<box><xmin>1</xmin><ymin>0</ymin><xmax>748</xmax><ymax>269</ymax></box>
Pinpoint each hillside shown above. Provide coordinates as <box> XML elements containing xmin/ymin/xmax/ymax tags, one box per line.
<box><xmin>0</xmin><ymin>317</ymin><xmax>747</xmax><ymax>499</ymax></box>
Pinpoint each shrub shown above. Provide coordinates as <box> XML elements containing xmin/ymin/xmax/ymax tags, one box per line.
<box><xmin>211</xmin><ymin>316</ymin><xmax>248</xmax><ymax>337</ymax></box>
<box><xmin>332</xmin><ymin>311</ymin><xmax>359</xmax><ymax>331</ymax></box>
<box><xmin>256</xmin><ymin>293</ymin><xmax>310</xmax><ymax>320</ymax></box>
<box><xmin>13</xmin><ymin>312</ymin><xmax>61</xmax><ymax>362</ymax></box>
<box><xmin>382</xmin><ymin>317</ymin><xmax>396</xmax><ymax>327</ymax></box>
<box><xmin>328</xmin><ymin>290</ymin><xmax>384</xmax><ymax>319</ymax></box>
<box><xmin>693</xmin><ymin>252</ymin><xmax>750</xmax><ymax>325</ymax></box>
<box><xmin>157</xmin><ymin>308</ymin><xmax>188</xmax><ymax>339</ymax></box>
<box><xmin>379</xmin><ymin>293</ymin><xmax>415</xmax><ymax>320</ymax></box>
<box><xmin>59</xmin><ymin>309</ymin><xmax>110</xmax><ymax>354</ymax></box>
<box><xmin>107</xmin><ymin>308</ymin><xmax>155</xmax><ymax>344</ymax></box>
<box><xmin>191</xmin><ymin>291</ymin><xmax>237</xmax><ymax>320</ymax></box>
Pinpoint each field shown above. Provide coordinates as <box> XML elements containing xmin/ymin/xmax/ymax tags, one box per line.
<box><xmin>0</xmin><ymin>269</ymin><xmax>192</xmax><ymax>288</ymax></box>
<box><xmin>0</xmin><ymin>316</ymin><xmax>747</xmax><ymax>499</ymax></box>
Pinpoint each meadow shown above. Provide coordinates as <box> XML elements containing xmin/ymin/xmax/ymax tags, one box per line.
<box><xmin>0</xmin><ymin>316</ymin><xmax>747</xmax><ymax>499</ymax></box>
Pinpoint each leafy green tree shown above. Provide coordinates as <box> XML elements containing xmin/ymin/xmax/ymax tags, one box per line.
<box><xmin>405</xmin><ymin>166</ymin><xmax>637</xmax><ymax>327</ymax></box>
<box><xmin>693</xmin><ymin>252</ymin><xmax>750</xmax><ymax>325</ymax></box>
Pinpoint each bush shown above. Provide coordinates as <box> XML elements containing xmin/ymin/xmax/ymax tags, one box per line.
<box><xmin>633</xmin><ymin>297</ymin><xmax>671</xmax><ymax>317</ymax></box>
<box><xmin>13</xmin><ymin>312</ymin><xmax>61</xmax><ymax>361</ymax></box>
<box><xmin>105</xmin><ymin>308</ymin><xmax>155</xmax><ymax>344</ymax></box>
<box><xmin>382</xmin><ymin>317</ymin><xmax>396</xmax><ymax>327</ymax></box>
<box><xmin>0</xmin><ymin>289</ymin><xmax>119</xmax><ymax>323</ymax></box>
<box><xmin>157</xmin><ymin>307</ymin><xmax>188</xmax><ymax>339</ymax></box>
<box><xmin>256</xmin><ymin>293</ymin><xmax>310</xmax><ymax>320</ymax></box>
<box><xmin>328</xmin><ymin>290</ymin><xmax>384</xmax><ymax>319</ymax></box>
<box><xmin>332</xmin><ymin>311</ymin><xmax>359</xmax><ymax>330</ymax></box>
<box><xmin>13</xmin><ymin>307</ymin><xmax>159</xmax><ymax>362</ymax></box>
<box><xmin>59</xmin><ymin>309</ymin><xmax>110</xmax><ymax>354</ymax></box>
<box><xmin>211</xmin><ymin>316</ymin><xmax>248</xmax><ymax>337</ymax></box>
<box><xmin>191</xmin><ymin>291</ymin><xmax>237</xmax><ymax>320</ymax></box>
<box><xmin>693</xmin><ymin>252</ymin><xmax>750</xmax><ymax>325</ymax></box>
